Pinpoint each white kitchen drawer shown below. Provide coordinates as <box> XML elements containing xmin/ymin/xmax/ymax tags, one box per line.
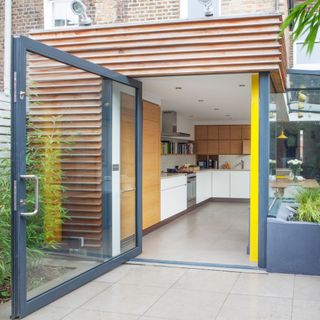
<box><xmin>161</xmin><ymin>175</ymin><xmax>187</xmax><ymax>191</ymax></box>
<box><xmin>161</xmin><ymin>185</ymin><xmax>187</xmax><ymax>220</ymax></box>
<box><xmin>230</xmin><ymin>171</ymin><xmax>250</xmax><ymax>198</ymax></box>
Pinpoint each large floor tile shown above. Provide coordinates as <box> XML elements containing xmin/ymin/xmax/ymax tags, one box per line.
<box><xmin>139</xmin><ymin>202</ymin><xmax>252</xmax><ymax>266</ymax></box>
<box><xmin>292</xmin><ymin>299</ymin><xmax>320</xmax><ymax>320</ymax></box>
<box><xmin>94</xmin><ymin>264</ymin><xmax>140</xmax><ymax>283</ymax></box>
<box><xmin>24</xmin><ymin>306</ymin><xmax>73</xmax><ymax>320</ymax></box>
<box><xmin>145</xmin><ymin>288</ymin><xmax>227</xmax><ymax>320</ymax></box>
<box><xmin>216</xmin><ymin>294</ymin><xmax>292</xmax><ymax>320</ymax></box>
<box><xmin>118</xmin><ymin>266</ymin><xmax>185</xmax><ymax>288</ymax></box>
<box><xmin>63</xmin><ymin>309</ymin><xmax>139</xmax><ymax>320</ymax></box>
<box><xmin>81</xmin><ymin>283</ymin><xmax>167</xmax><ymax>315</ymax></box>
<box><xmin>51</xmin><ymin>281</ymin><xmax>112</xmax><ymax>308</ymax></box>
<box><xmin>294</xmin><ymin>275</ymin><xmax>320</xmax><ymax>301</ymax></box>
<box><xmin>231</xmin><ymin>272</ymin><xmax>294</xmax><ymax>298</ymax></box>
<box><xmin>173</xmin><ymin>269</ymin><xmax>239</xmax><ymax>293</ymax></box>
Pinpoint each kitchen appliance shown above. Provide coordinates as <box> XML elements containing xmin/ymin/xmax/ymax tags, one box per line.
<box><xmin>198</xmin><ymin>160</ymin><xmax>207</xmax><ymax>169</ymax></box>
<box><xmin>187</xmin><ymin>173</ymin><xmax>197</xmax><ymax>208</ymax></box>
<box><xmin>161</xmin><ymin>111</ymin><xmax>191</xmax><ymax>138</ymax></box>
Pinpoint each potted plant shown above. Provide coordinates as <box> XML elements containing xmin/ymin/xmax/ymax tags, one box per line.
<box><xmin>267</xmin><ymin>187</ymin><xmax>320</xmax><ymax>275</ymax></box>
<box><xmin>287</xmin><ymin>159</ymin><xmax>303</xmax><ymax>182</ymax></box>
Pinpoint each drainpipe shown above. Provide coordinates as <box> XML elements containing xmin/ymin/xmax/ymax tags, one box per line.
<box><xmin>275</xmin><ymin>0</ymin><xmax>280</xmax><ymax>13</ymax></box>
<box><xmin>4</xmin><ymin>0</ymin><xmax>12</xmax><ymax>97</ymax></box>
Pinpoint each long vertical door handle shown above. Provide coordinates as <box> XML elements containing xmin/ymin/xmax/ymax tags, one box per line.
<box><xmin>20</xmin><ymin>175</ymin><xmax>39</xmax><ymax>217</ymax></box>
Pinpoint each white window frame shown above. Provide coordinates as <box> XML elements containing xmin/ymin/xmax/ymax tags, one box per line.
<box><xmin>293</xmin><ymin>37</ymin><xmax>320</xmax><ymax>70</ymax></box>
<box><xmin>180</xmin><ymin>0</ymin><xmax>221</xmax><ymax>19</ymax></box>
<box><xmin>43</xmin><ymin>0</ymin><xmax>79</xmax><ymax>29</ymax></box>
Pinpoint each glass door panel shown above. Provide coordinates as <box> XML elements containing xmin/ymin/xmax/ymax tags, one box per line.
<box><xmin>12</xmin><ymin>36</ymin><xmax>142</xmax><ymax>318</ymax></box>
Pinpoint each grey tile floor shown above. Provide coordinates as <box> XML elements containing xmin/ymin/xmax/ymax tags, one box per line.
<box><xmin>139</xmin><ymin>201</ymin><xmax>255</xmax><ymax>266</ymax></box>
<box><xmin>2</xmin><ymin>264</ymin><xmax>318</xmax><ymax>320</ymax></box>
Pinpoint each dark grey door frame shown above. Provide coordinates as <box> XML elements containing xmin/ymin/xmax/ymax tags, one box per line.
<box><xmin>11</xmin><ymin>35</ymin><xmax>142</xmax><ymax>319</ymax></box>
<box><xmin>258</xmin><ymin>72</ymin><xmax>270</xmax><ymax>268</ymax></box>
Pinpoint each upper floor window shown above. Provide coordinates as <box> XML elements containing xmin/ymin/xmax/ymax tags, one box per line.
<box><xmin>180</xmin><ymin>0</ymin><xmax>220</xmax><ymax>19</ymax></box>
<box><xmin>294</xmin><ymin>31</ymin><xmax>320</xmax><ymax>70</ymax></box>
<box><xmin>44</xmin><ymin>0</ymin><xmax>79</xmax><ymax>29</ymax></box>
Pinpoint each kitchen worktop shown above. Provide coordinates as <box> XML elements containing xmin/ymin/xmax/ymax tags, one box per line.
<box><xmin>161</xmin><ymin>172</ymin><xmax>188</xmax><ymax>179</ymax></box>
<box><xmin>197</xmin><ymin>168</ymin><xmax>250</xmax><ymax>172</ymax></box>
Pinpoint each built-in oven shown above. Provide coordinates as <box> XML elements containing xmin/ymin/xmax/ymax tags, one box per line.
<box><xmin>187</xmin><ymin>173</ymin><xmax>196</xmax><ymax>208</ymax></box>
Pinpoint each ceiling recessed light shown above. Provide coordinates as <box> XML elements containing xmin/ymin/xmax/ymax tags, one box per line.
<box><xmin>224</xmin><ymin>114</ymin><xmax>231</xmax><ymax>117</ymax></box>
<box><xmin>198</xmin><ymin>99</ymin><xmax>204</xmax><ymax>102</ymax></box>
<box><xmin>175</xmin><ymin>86</ymin><xmax>182</xmax><ymax>90</ymax></box>
<box><xmin>213</xmin><ymin>107</ymin><xmax>220</xmax><ymax>111</ymax></box>
<box><xmin>239</xmin><ymin>84</ymin><xmax>246</xmax><ymax>87</ymax></box>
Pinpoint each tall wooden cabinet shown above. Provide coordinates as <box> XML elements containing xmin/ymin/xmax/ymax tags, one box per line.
<box><xmin>142</xmin><ymin>100</ymin><xmax>161</xmax><ymax>229</ymax></box>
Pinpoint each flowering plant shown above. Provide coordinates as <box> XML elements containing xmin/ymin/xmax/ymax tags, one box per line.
<box><xmin>287</xmin><ymin>159</ymin><xmax>303</xmax><ymax>180</ymax></box>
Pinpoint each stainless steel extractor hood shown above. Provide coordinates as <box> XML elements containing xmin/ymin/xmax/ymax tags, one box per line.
<box><xmin>161</xmin><ymin>111</ymin><xmax>191</xmax><ymax>138</ymax></box>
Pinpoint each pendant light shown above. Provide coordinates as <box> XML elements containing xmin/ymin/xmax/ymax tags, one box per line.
<box><xmin>277</xmin><ymin>129</ymin><xmax>288</xmax><ymax>139</ymax></box>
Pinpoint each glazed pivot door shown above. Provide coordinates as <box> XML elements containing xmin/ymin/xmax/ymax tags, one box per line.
<box><xmin>11</xmin><ymin>36</ymin><xmax>142</xmax><ymax>318</ymax></box>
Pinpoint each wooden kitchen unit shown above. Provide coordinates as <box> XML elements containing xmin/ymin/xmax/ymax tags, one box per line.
<box><xmin>142</xmin><ymin>100</ymin><xmax>161</xmax><ymax>230</ymax></box>
<box><xmin>195</xmin><ymin>125</ymin><xmax>251</xmax><ymax>156</ymax></box>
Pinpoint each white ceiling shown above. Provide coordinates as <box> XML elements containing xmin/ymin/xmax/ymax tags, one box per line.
<box><xmin>140</xmin><ymin>74</ymin><xmax>252</xmax><ymax>122</ymax></box>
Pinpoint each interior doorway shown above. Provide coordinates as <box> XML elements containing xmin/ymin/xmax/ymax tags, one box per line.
<box><xmin>136</xmin><ymin>74</ymin><xmax>256</xmax><ymax>268</ymax></box>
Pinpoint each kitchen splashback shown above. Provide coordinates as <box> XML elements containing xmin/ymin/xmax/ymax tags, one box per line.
<box><xmin>219</xmin><ymin>155</ymin><xmax>250</xmax><ymax>170</ymax></box>
<box><xmin>161</xmin><ymin>154</ymin><xmax>196</xmax><ymax>172</ymax></box>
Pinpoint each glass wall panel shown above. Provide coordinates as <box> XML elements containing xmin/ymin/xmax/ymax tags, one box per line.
<box><xmin>269</xmin><ymin>72</ymin><xmax>320</xmax><ymax>220</ymax></box>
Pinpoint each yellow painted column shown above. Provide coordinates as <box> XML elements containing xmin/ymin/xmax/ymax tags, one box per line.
<box><xmin>250</xmin><ymin>74</ymin><xmax>259</xmax><ymax>263</ymax></box>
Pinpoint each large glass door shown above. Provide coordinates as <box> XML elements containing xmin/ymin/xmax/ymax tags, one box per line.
<box><xmin>11</xmin><ymin>36</ymin><xmax>142</xmax><ymax>318</ymax></box>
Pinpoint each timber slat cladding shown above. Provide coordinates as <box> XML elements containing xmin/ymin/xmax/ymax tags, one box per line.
<box><xmin>27</xmin><ymin>53</ymin><xmax>104</xmax><ymax>248</ymax></box>
<box><xmin>31</xmin><ymin>14</ymin><xmax>287</xmax><ymax>91</ymax></box>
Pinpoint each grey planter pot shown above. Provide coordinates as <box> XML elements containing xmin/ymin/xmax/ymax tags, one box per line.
<box><xmin>267</xmin><ymin>216</ymin><xmax>320</xmax><ymax>275</ymax></box>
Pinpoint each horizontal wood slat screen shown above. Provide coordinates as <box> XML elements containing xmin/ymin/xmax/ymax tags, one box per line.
<box><xmin>27</xmin><ymin>52</ymin><xmax>104</xmax><ymax>248</ymax></box>
<box><xmin>30</xmin><ymin>14</ymin><xmax>287</xmax><ymax>92</ymax></box>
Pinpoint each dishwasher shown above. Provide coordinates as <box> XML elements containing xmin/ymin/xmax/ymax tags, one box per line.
<box><xmin>187</xmin><ymin>173</ymin><xmax>197</xmax><ymax>208</ymax></box>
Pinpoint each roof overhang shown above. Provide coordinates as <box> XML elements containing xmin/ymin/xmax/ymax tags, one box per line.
<box><xmin>30</xmin><ymin>14</ymin><xmax>288</xmax><ymax>93</ymax></box>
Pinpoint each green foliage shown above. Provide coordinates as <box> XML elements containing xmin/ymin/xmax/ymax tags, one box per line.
<box><xmin>281</xmin><ymin>0</ymin><xmax>320</xmax><ymax>54</ymax></box>
<box><xmin>0</xmin><ymin>157</ymin><xmax>12</xmax><ymax>299</ymax></box>
<box><xmin>294</xmin><ymin>187</ymin><xmax>320</xmax><ymax>223</ymax></box>
<box><xmin>0</xmin><ymin>118</ymin><xmax>69</xmax><ymax>300</ymax></box>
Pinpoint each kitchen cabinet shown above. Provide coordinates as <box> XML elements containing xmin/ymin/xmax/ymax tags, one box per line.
<box><xmin>207</xmin><ymin>140</ymin><xmax>219</xmax><ymax>154</ymax></box>
<box><xmin>230</xmin><ymin>140</ymin><xmax>242</xmax><ymax>154</ymax></box>
<box><xmin>195</xmin><ymin>125</ymin><xmax>208</xmax><ymax>140</ymax></box>
<box><xmin>218</xmin><ymin>140</ymin><xmax>230</xmax><ymax>155</ymax></box>
<box><xmin>161</xmin><ymin>175</ymin><xmax>187</xmax><ymax>220</ymax></box>
<box><xmin>207</xmin><ymin>125</ymin><xmax>219</xmax><ymax>140</ymax></box>
<box><xmin>212</xmin><ymin>171</ymin><xmax>230</xmax><ymax>198</ymax></box>
<box><xmin>218</xmin><ymin>125</ymin><xmax>230</xmax><ymax>140</ymax></box>
<box><xmin>196</xmin><ymin>140</ymin><xmax>208</xmax><ymax>155</ymax></box>
<box><xmin>143</xmin><ymin>100</ymin><xmax>161</xmax><ymax>230</ymax></box>
<box><xmin>242</xmin><ymin>140</ymin><xmax>251</xmax><ymax>154</ymax></box>
<box><xmin>230</xmin><ymin>171</ymin><xmax>250</xmax><ymax>198</ymax></box>
<box><xmin>242</xmin><ymin>125</ymin><xmax>251</xmax><ymax>139</ymax></box>
<box><xmin>230</xmin><ymin>125</ymin><xmax>242</xmax><ymax>140</ymax></box>
<box><xmin>196</xmin><ymin>171</ymin><xmax>212</xmax><ymax>204</ymax></box>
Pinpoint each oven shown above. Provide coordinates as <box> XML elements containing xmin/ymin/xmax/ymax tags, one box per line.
<box><xmin>187</xmin><ymin>173</ymin><xmax>197</xmax><ymax>208</ymax></box>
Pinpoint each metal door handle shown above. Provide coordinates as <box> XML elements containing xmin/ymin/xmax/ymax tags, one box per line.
<box><xmin>20</xmin><ymin>175</ymin><xmax>39</xmax><ymax>217</ymax></box>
